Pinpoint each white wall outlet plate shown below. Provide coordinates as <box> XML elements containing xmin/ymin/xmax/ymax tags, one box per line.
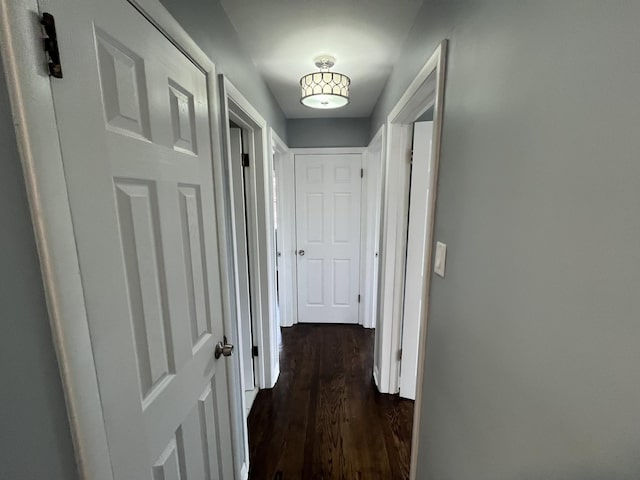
<box><xmin>434</xmin><ymin>241</ymin><xmax>447</xmax><ymax>277</ymax></box>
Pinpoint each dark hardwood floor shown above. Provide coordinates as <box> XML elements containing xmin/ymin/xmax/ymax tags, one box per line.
<box><xmin>248</xmin><ymin>324</ymin><xmax>414</xmax><ymax>480</ymax></box>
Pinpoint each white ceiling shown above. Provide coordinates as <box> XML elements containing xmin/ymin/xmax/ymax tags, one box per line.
<box><xmin>220</xmin><ymin>0</ymin><xmax>424</xmax><ymax>119</ymax></box>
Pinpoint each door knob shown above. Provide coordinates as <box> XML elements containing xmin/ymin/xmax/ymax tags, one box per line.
<box><xmin>214</xmin><ymin>337</ymin><xmax>234</xmax><ymax>359</ymax></box>
<box><xmin>299</xmin><ymin>249</ymin><xmax>305</xmax><ymax>256</ymax></box>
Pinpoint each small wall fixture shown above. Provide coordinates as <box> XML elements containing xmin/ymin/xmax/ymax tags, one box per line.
<box><xmin>300</xmin><ymin>56</ymin><xmax>350</xmax><ymax>109</ymax></box>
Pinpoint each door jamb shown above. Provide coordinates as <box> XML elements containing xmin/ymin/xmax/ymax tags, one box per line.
<box><xmin>0</xmin><ymin>1</ymin><xmax>247</xmax><ymax>478</ymax></box>
<box><xmin>361</xmin><ymin>126</ymin><xmax>385</xmax><ymax>330</ymax></box>
<box><xmin>270</xmin><ymin>129</ymin><xmax>297</xmax><ymax>328</ymax></box>
<box><xmin>376</xmin><ymin>40</ymin><xmax>448</xmax><ymax>480</ymax></box>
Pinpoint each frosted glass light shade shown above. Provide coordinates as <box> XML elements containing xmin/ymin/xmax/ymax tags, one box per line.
<box><xmin>300</xmin><ymin>71</ymin><xmax>350</xmax><ymax>109</ymax></box>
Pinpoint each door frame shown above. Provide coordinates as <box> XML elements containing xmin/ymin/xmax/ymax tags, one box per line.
<box><xmin>361</xmin><ymin>125</ymin><xmax>386</xmax><ymax>330</ymax></box>
<box><xmin>227</xmin><ymin>124</ymin><xmax>258</xmax><ymax>413</ymax></box>
<box><xmin>0</xmin><ymin>1</ymin><xmax>246</xmax><ymax>478</ymax></box>
<box><xmin>271</xmin><ymin>129</ymin><xmax>297</xmax><ymax>328</ymax></box>
<box><xmin>375</xmin><ymin>40</ymin><xmax>448</xmax><ymax>479</ymax></box>
<box><xmin>289</xmin><ymin>147</ymin><xmax>366</xmax><ymax>325</ymax></box>
<box><xmin>220</xmin><ymin>77</ymin><xmax>280</xmax><ymax>391</ymax></box>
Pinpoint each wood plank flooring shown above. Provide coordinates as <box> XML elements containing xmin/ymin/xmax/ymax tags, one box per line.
<box><xmin>248</xmin><ymin>324</ymin><xmax>414</xmax><ymax>480</ymax></box>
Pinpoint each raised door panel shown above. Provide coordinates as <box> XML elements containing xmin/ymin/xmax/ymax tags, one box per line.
<box><xmin>332</xmin><ymin>259</ymin><xmax>351</xmax><ymax>306</ymax></box>
<box><xmin>178</xmin><ymin>185</ymin><xmax>211</xmax><ymax>352</ymax></box>
<box><xmin>95</xmin><ymin>28</ymin><xmax>151</xmax><ymax>140</ymax></box>
<box><xmin>305</xmin><ymin>193</ymin><xmax>324</xmax><ymax>243</ymax></box>
<box><xmin>151</xmin><ymin>386</ymin><xmax>223</xmax><ymax>480</ymax></box>
<box><xmin>114</xmin><ymin>179</ymin><xmax>176</xmax><ymax>404</ymax></box>
<box><xmin>169</xmin><ymin>80</ymin><xmax>197</xmax><ymax>155</ymax></box>
<box><xmin>332</xmin><ymin>193</ymin><xmax>352</xmax><ymax>244</ymax></box>
<box><xmin>306</xmin><ymin>259</ymin><xmax>325</xmax><ymax>306</ymax></box>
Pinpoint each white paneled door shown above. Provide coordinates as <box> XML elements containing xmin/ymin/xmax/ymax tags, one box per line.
<box><xmin>44</xmin><ymin>0</ymin><xmax>234</xmax><ymax>477</ymax></box>
<box><xmin>295</xmin><ymin>154</ymin><xmax>362</xmax><ymax>324</ymax></box>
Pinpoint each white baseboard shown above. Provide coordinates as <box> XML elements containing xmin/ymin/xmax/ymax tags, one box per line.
<box><xmin>373</xmin><ymin>365</ymin><xmax>381</xmax><ymax>391</ymax></box>
<box><xmin>269</xmin><ymin>362</ymin><xmax>280</xmax><ymax>389</ymax></box>
<box><xmin>244</xmin><ymin>388</ymin><xmax>258</xmax><ymax>417</ymax></box>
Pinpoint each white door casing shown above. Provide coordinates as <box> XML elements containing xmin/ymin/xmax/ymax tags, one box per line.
<box><xmin>229</xmin><ymin>127</ymin><xmax>256</xmax><ymax>396</ymax></box>
<box><xmin>271</xmin><ymin>131</ymin><xmax>296</xmax><ymax>328</ymax></box>
<box><xmin>295</xmin><ymin>153</ymin><xmax>362</xmax><ymax>324</ymax></box>
<box><xmin>399</xmin><ymin>121</ymin><xmax>434</xmax><ymax>400</ymax></box>
<box><xmin>367</xmin><ymin>126</ymin><xmax>387</xmax><ymax>388</ymax></box>
<box><xmin>43</xmin><ymin>0</ymin><xmax>234</xmax><ymax>477</ymax></box>
<box><xmin>376</xmin><ymin>41</ymin><xmax>447</xmax><ymax>402</ymax></box>
<box><xmin>361</xmin><ymin>127</ymin><xmax>385</xmax><ymax>330</ymax></box>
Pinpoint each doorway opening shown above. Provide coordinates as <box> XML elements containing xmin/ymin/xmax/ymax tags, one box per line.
<box><xmin>228</xmin><ymin>121</ymin><xmax>259</xmax><ymax>414</ymax></box>
<box><xmin>245</xmin><ymin>143</ymin><xmax>396</xmax><ymax>477</ymax></box>
<box><xmin>275</xmin><ymin>146</ymin><xmax>382</xmax><ymax>329</ymax></box>
<box><xmin>220</xmin><ymin>76</ymin><xmax>282</xmax><ymax>478</ymax></box>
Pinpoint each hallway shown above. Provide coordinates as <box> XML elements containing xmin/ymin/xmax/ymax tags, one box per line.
<box><xmin>248</xmin><ymin>325</ymin><xmax>414</xmax><ymax>479</ymax></box>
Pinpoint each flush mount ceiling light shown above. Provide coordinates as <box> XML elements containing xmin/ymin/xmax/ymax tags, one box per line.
<box><xmin>300</xmin><ymin>56</ymin><xmax>351</xmax><ymax>109</ymax></box>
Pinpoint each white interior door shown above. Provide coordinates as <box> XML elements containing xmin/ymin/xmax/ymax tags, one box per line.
<box><xmin>45</xmin><ymin>0</ymin><xmax>235</xmax><ymax>477</ymax></box>
<box><xmin>295</xmin><ymin>153</ymin><xmax>362</xmax><ymax>324</ymax></box>
<box><xmin>229</xmin><ymin>127</ymin><xmax>256</xmax><ymax>401</ymax></box>
<box><xmin>399</xmin><ymin>121</ymin><xmax>434</xmax><ymax>400</ymax></box>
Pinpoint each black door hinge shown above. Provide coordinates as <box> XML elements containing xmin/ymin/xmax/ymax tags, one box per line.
<box><xmin>242</xmin><ymin>153</ymin><xmax>250</xmax><ymax>167</ymax></box>
<box><xmin>360</xmin><ymin>168</ymin><xmax>364</xmax><ymax>178</ymax></box>
<box><xmin>357</xmin><ymin>294</ymin><xmax>361</xmax><ymax>303</ymax></box>
<box><xmin>252</xmin><ymin>345</ymin><xmax>259</xmax><ymax>357</ymax></box>
<box><xmin>41</xmin><ymin>13</ymin><xmax>63</xmax><ymax>78</ymax></box>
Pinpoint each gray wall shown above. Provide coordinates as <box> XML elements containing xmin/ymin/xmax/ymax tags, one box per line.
<box><xmin>160</xmin><ymin>0</ymin><xmax>287</xmax><ymax>140</ymax></box>
<box><xmin>416</xmin><ymin>106</ymin><xmax>434</xmax><ymax>122</ymax></box>
<box><xmin>287</xmin><ymin>117</ymin><xmax>370</xmax><ymax>148</ymax></box>
<box><xmin>0</xmin><ymin>58</ymin><xmax>79</xmax><ymax>480</ymax></box>
<box><xmin>371</xmin><ymin>0</ymin><xmax>640</xmax><ymax>478</ymax></box>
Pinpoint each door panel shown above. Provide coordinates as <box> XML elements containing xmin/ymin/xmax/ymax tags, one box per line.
<box><xmin>295</xmin><ymin>154</ymin><xmax>362</xmax><ymax>324</ymax></box>
<box><xmin>44</xmin><ymin>0</ymin><xmax>234</xmax><ymax>477</ymax></box>
<box><xmin>399</xmin><ymin>121</ymin><xmax>434</xmax><ymax>400</ymax></box>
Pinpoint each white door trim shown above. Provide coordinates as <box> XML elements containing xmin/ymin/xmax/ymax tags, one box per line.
<box><xmin>291</xmin><ymin>147</ymin><xmax>366</xmax><ymax>155</ymax></box>
<box><xmin>375</xmin><ymin>40</ymin><xmax>448</xmax><ymax>480</ymax></box>
<box><xmin>220</xmin><ymin>77</ymin><xmax>280</xmax><ymax>390</ymax></box>
<box><xmin>0</xmin><ymin>1</ymin><xmax>246</xmax><ymax>478</ymax></box>
<box><xmin>271</xmin><ymin>129</ymin><xmax>298</xmax><ymax>328</ymax></box>
<box><xmin>369</xmin><ymin>125</ymin><xmax>387</xmax><ymax>388</ymax></box>
<box><xmin>361</xmin><ymin>125</ymin><xmax>386</xmax><ymax>330</ymax></box>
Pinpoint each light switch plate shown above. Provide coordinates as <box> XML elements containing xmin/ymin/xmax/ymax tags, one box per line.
<box><xmin>434</xmin><ymin>241</ymin><xmax>447</xmax><ymax>277</ymax></box>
